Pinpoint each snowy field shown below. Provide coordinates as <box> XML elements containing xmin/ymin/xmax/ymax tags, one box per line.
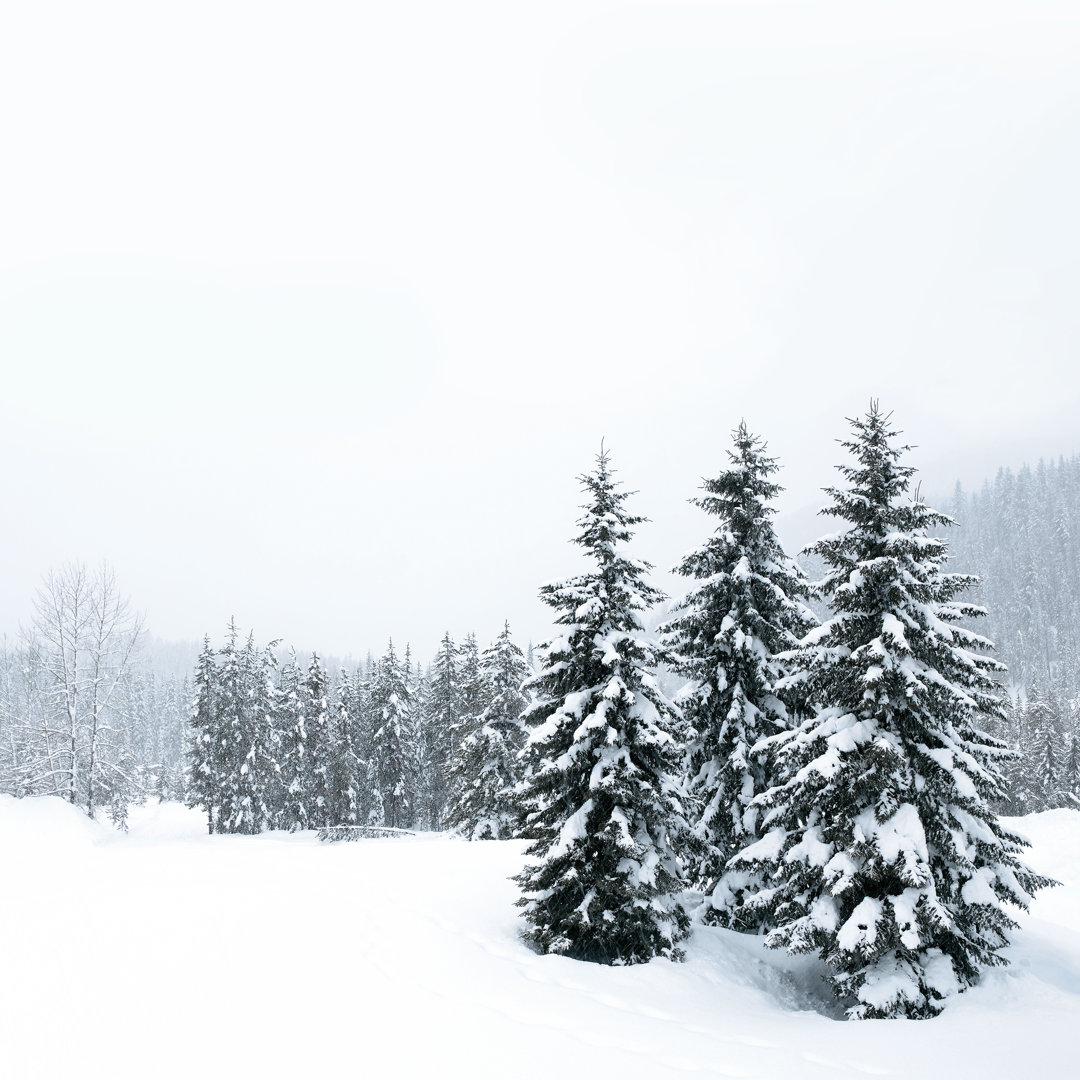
<box><xmin>2</xmin><ymin>797</ymin><xmax>1077</xmax><ymax>1079</ymax></box>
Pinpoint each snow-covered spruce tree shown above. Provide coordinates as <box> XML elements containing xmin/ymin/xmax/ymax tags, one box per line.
<box><xmin>276</xmin><ymin>650</ymin><xmax>309</xmax><ymax>831</ymax></box>
<box><xmin>457</xmin><ymin>633</ymin><xmax>487</xmax><ymax>739</ymax></box>
<box><xmin>1021</xmin><ymin>684</ymin><xmax>1070</xmax><ymax>811</ymax></box>
<box><xmin>423</xmin><ymin>631</ymin><xmax>460</xmax><ymax>829</ymax></box>
<box><xmin>303</xmin><ymin>653</ymin><xmax>333</xmax><ymax>829</ymax></box>
<box><xmin>186</xmin><ymin>636</ymin><xmax>220</xmax><ymax>833</ymax></box>
<box><xmin>449</xmin><ymin>621</ymin><xmax>529</xmax><ymax>839</ymax></box>
<box><xmin>327</xmin><ymin>667</ymin><xmax>363</xmax><ymax>825</ymax></box>
<box><xmin>369</xmin><ymin>640</ymin><xmax>419</xmax><ymax>829</ymax></box>
<box><xmin>734</xmin><ymin>402</ymin><xmax>1054</xmax><ymax>1019</ymax></box>
<box><xmin>515</xmin><ymin>448</ymin><xmax>689</xmax><ymax>965</ymax></box>
<box><xmin>228</xmin><ymin>634</ymin><xmax>280</xmax><ymax>834</ymax></box>
<box><xmin>1063</xmin><ymin>729</ymin><xmax>1080</xmax><ymax>808</ymax></box>
<box><xmin>357</xmin><ymin>661</ymin><xmax>384</xmax><ymax>827</ymax></box>
<box><xmin>409</xmin><ymin>658</ymin><xmax>435</xmax><ymax>828</ymax></box>
<box><xmin>992</xmin><ymin>691</ymin><xmax>1027</xmax><ymax>815</ymax></box>
<box><xmin>663</xmin><ymin>421</ymin><xmax>815</xmax><ymax>927</ymax></box>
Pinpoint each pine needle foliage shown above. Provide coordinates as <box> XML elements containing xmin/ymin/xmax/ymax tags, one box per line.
<box><xmin>515</xmin><ymin>448</ymin><xmax>689</xmax><ymax>965</ymax></box>
<box><xmin>664</xmin><ymin>421</ymin><xmax>815</xmax><ymax>927</ymax></box>
<box><xmin>449</xmin><ymin>621</ymin><xmax>529</xmax><ymax>840</ymax></box>
<box><xmin>734</xmin><ymin>403</ymin><xmax>1055</xmax><ymax>1018</ymax></box>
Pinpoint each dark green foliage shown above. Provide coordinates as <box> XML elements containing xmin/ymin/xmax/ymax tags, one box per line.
<box><xmin>369</xmin><ymin>640</ymin><xmax>419</xmax><ymax>829</ymax></box>
<box><xmin>327</xmin><ymin>668</ymin><xmax>363</xmax><ymax>825</ymax></box>
<box><xmin>423</xmin><ymin>632</ymin><xmax>460</xmax><ymax>830</ymax></box>
<box><xmin>303</xmin><ymin>653</ymin><xmax>333</xmax><ymax>828</ymax></box>
<box><xmin>186</xmin><ymin>636</ymin><xmax>220</xmax><ymax>834</ymax></box>
<box><xmin>448</xmin><ymin>621</ymin><xmax>529</xmax><ymax>840</ymax></box>
<box><xmin>735</xmin><ymin>403</ymin><xmax>1054</xmax><ymax>1018</ymax></box>
<box><xmin>663</xmin><ymin>422</ymin><xmax>814</xmax><ymax>926</ymax></box>
<box><xmin>515</xmin><ymin>448</ymin><xmax>689</xmax><ymax>965</ymax></box>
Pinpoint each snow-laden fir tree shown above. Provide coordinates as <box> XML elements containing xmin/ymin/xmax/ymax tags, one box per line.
<box><xmin>1063</xmin><ymin>729</ymin><xmax>1080</xmax><ymax>808</ymax></box>
<box><xmin>213</xmin><ymin>627</ymin><xmax>280</xmax><ymax>834</ymax></box>
<box><xmin>1020</xmin><ymin>684</ymin><xmax>1070</xmax><ymax>811</ymax></box>
<box><xmin>186</xmin><ymin>636</ymin><xmax>220</xmax><ymax>833</ymax></box>
<box><xmin>423</xmin><ymin>631</ymin><xmax>460</xmax><ymax>829</ymax></box>
<box><xmin>449</xmin><ymin>621</ymin><xmax>529</xmax><ymax>839</ymax></box>
<box><xmin>241</xmin><ymin>636</ymin><xmax>282</xmax><ymax>833</ymax></box>
<box><xmin>515</xmin><ymin>447</ymin><xmax>689</xmax><ymax>965</ymax></box>
<box><xmin>303</xmin><ymin>653</ymin><xmax>333</xmax><ymax>828</ymax></box>
<box><xmin>276</xmin><ymin>649</ymin><xmax>309</xmax><ymax>830</ymax></box>
<box><xmin>733</xmin><ymin>403</ymin><xmax>1054</xmax><ymax>1019</ymax></box>
<box><xmin>457</xmin><ymin>633</ymin><xmax>486</xmax><ymax>737</ymax></box>
<box><xmin>328</xmin><ymin>667</ymin><xmax>363</xmax><ymax>825</ymax></box>
<box><xmin>663</xmin><ymin>421</ymin><xmax>815</xmax><ymax>927</ymax></box>
<box><xmin>212</xmin><ymin>622</ymin><xmax>247</xmax><ymax>831</ymax></box>
<box><xmin>402</xmin><ymin>645</ymin><xmax>432</xmax><ymax>827</ymax></box>
<box><xmin>368</xmin><ymin>640</ymin><xmax>419</xmax><ymax>829</ymax></box>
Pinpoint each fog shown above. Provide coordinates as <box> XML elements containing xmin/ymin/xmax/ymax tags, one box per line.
<box><xmin>2</xmin><ymin>1</ymin><xmax>1077</xmax><ymax>658</ymax></box>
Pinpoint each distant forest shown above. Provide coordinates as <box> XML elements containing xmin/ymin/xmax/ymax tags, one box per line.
<box><xmin>944</xmin><ymin>454</ymin><xmax>1080</xmax><ymax>697</ymax></box>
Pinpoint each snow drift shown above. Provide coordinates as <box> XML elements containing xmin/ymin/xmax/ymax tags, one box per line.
<box><xmin>1</xmin><ymin>796</ymin><xmax>1076</xmax><ymax>1079</ymax></box>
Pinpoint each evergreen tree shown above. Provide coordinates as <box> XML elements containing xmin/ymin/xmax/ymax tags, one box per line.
<box><xmin>457</xmin><ymin>633</ymin><xmax>486</xmax><ymax>735</ymax></box>
<box><xmin>276</xmin><ymin>650</ymin><xmax>309</xmax><ymax>830</ymax></box>
<box><xmin>355</xmin><ymin>660</ymin><xmax>383</xmax><ymax>826</ymax></box>
<box><xmin>1063</xmin><ymin>729</ymin><xmax>1080</xmax><ymax>808</ymax></box>
<box><xmin>449</xmin><ymin>621</ymin><xmax>529</xmax><ymax>839</ymax></box>
<box><xmin>994</xmin><ymin>691</ymin><xmax>1028</xmax><ymax>815</ymax></box>
<box><xmin>1023</xmin><ymin>683</ymin><xmax>1068</xmax><ymax>810</ymax></box>
<box><xmin>369</xmin><ymin>640</ymin><xmax>418</xmax><ymax>829</ymax></box>
<box><xmin>408</xmin><ymin>657</ymin><xmax>435</xmax><ymax>829</ymax></box>
<box><xmin>515</xmin><ymin>448</ymin><xmax>689</xmax><ymax>965</ymax></box>
<box><xmin>663</xmin><ymin>421</ymin><xmax>815</xmax><ymax>926</ymax></box>
<box><xmin>213</xmin><ymin>621</ymin><xmax>245</xmax><ymax>830</ymax></box>
<box><xmin>229</xmin><ymin>634</ymin><xmax>279</xmax><ymax>834</ymax></box>
<box><xmin>735</xmin><ymin>403</ymin><xmax>1054</xmax><ymax>1018</ymax></box>
<box><xmin>186</xmin><ymin>636</ymin><xmax>220</xmax><ymax>833</ymax></box>
<box><xmin>303</xmin><ymin>653</ymin><xmax>333</xmax><ymax>828</ymax></box>
<box><xmin>328</xmin><ymin>667</ymin><xmax>363</xmax><ymax>825</ymax></box>
<box><xmin>423</xmin><ymin>631</ymin><xmax>460</xmax><ymax>829</ymax></box>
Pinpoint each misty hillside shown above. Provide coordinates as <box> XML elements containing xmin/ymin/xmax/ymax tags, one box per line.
<box><xmin>783</xmin><ymin>454</ymin><xmax>1080</xmax><ymax>698</ymax></box>
<box><xmin>944</xmin><ymin>454</ymin><xmax>1080</xmax><ymax>696</ymax></box>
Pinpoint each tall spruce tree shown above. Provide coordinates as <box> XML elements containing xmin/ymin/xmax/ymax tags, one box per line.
<box><xmin>663</xmin><ymin>421</ymin><xmax>815</xmax><ymax>927</ymax></box>
<box><xmin>515</xmin><ymin>447</ymin><xmax>689</xmax><ymax>965</ymax></box>
<box><xmin>214</xmin><ymin>621</ymin><xmax>246</xmax><ymax>831</ymax></box>
<box><xmin>303</xmin><ymin>653</ymin><xmax>333</xmax><ymax>828</ymax></box>
<box><xmin>369</xmin><ymin>640</ymin><xmax>418</xmax><ymax>829</ymax></box>
<box><xmin>276</xmin><ymin>650</ymin><xmax>309</xmax><ymax>831</ymax></box>
<box><xmin>212</xmin><ymin>628</ymin><xmax>280</xmax><ymax>834</ymax></box>
<box><xmin>328</xmin><ymin>667</ymin><xmax>363</xmax><ymax>825</ymax></box>
<box><xmin>424</xmin><ymin>632</ymin><xmax>460</xmax><ymax>829</ymax></box>
<box><xmin>359</xmin><ymin>659</ymin><xmax>384</xmax><ymax>827</ymax></box>
<box><xmin>734</xmin><ymin>403</ymin><xmax>1054</xmax><ymax>1018</ymax></box>
<box><xmin>1063</xmin><ymin>729</ymin><xmax>1080</xmax><ymax>808</ymax></box>
<box><xmin>233</xmin><ymin>635</ymin><xmax>280</xmax><ymax>834</ymax></box>
<box><xmin>449</xmin><ymin>621</ymin><xmax>529</xmax><ymax>839</ymax></box>
<box><xmin>186</xmin><ymin>636</ymin><xmax>220</xmax><ymax>834</ymax></box>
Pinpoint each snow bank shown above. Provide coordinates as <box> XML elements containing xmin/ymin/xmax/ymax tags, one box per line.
<box><xmin>0</xmin><ymin>799</ymin><xmax>1076</xmax><ymax>1079</ymax></box>
<box><xmin>0</xmin><ymin>791</ymin><xmax>109</xmax><ymax>850</ymax></box>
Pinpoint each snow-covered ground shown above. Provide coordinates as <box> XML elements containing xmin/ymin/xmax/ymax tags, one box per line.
<box><xmin>2</xmin><ymin>797</ymin><xmax>1077</xmax><ymax>1079</ymax></box>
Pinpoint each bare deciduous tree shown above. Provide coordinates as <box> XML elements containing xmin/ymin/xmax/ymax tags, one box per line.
<box><xmin>28</xmin><ymin>562</ymin><xmax>144</xmax><ymax>819</ymax></box>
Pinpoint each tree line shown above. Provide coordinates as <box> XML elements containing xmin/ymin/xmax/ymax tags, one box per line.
<box><xmin>184</xmin><ymin>623</ymin><xmax>531</xmax><ymax>839</ymax></box>
<box><xmin>946</xmin><ymin>454</ymin><xmax>1080</xmax><ymax>698</ymax></box>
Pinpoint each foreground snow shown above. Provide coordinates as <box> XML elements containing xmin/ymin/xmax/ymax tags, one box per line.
<box><xmin>1</xmin><ymin>798</ymin><xmax>1077</xmax><ymax>1079</ymax></box>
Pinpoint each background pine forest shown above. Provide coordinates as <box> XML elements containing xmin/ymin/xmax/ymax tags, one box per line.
<box><xmin>2</xmin><ymin>452</ymin><xmax>1079</xmax><ymax>825</ymax></box>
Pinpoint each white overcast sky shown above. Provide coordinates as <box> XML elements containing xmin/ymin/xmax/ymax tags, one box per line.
<box><xmin>2</xmin><ymin>0</ymin><xmax>1078</xmax><ymax>661</ymax></box>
